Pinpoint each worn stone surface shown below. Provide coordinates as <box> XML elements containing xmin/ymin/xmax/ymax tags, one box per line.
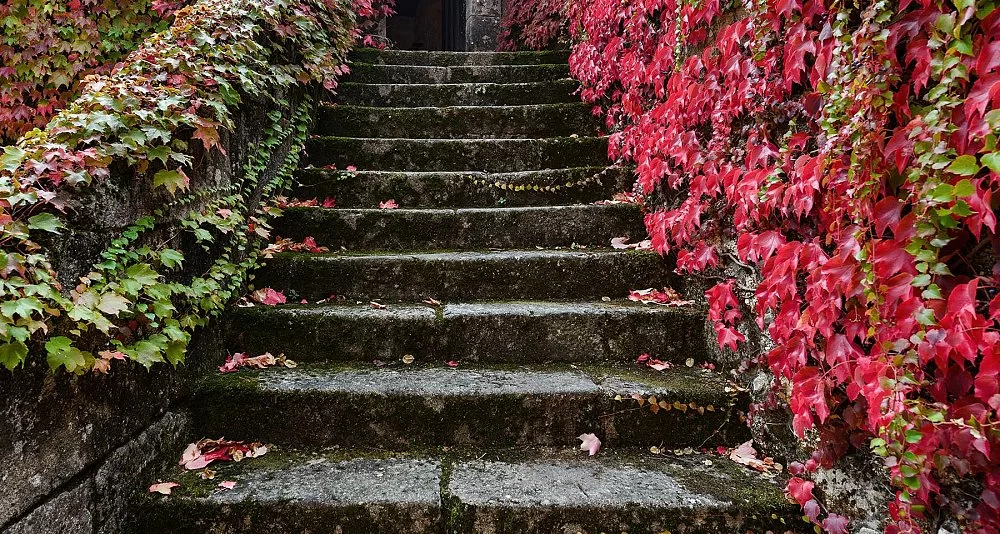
<box><xmin>3</xmin><ymin>483</ymin><xmax>94</xmax><ymax>534</ymax></box>
<box><xmin>272</xmin><ymin>204</ymin><xmax>645</xmax><ymax>249</ymax></box>
<box><xmin>226</xmin><ymin>300</ymin><xmax>710</xmax><ymax>365</ymax></box>
<box><xmin>193</xmin><ymin>363</ymin><xmax>742</xmax><ymax>449</ymax></box>
<box><xmin>335</xmin><ymin>80</ymin><xmax>580</xmax><ymax>107</ymax></box>
<box><xmin>317</xmin><ymin>103</ymin><xmax>598</xmax><ymax>139</ymax></box>
<box><xmin>348</xmin><ymin>49</ymin><xmax>570</xmax><ymax>66</ymax></box>
<box><xmin>255</xmin><ymin>249</ymin><xmax>684</xmax><ymax>301</ymax></box>
<box><xmin>139</xmin><ymin>457</ymin><xmax>442</xmax><ymax>533</ymax></box>
<box><xmin>448</xmin><ymin>454</ymin><xmax>800</xmax><ymax>533</ymax></box>
<box><xmin>306</xmin><ymin>136</ymin><xmax>608</xmax><ymax>172</ymax></box>
<box><xmin>293</xmin><ymin>167</ymin><xmax>633</xmax><ymax>207</ymax></box>
<box><xmin>346</xmin><ymin>63</ymin><xmax>569</xmax><ymax>84</ymax></box>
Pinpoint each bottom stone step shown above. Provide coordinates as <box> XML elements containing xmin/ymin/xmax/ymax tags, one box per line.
<box><xmin>138</xmin><ymin>448</ymin><xmax>803</xmax><ymax>534</ymax></box>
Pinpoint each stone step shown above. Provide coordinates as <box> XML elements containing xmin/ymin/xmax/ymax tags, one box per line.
<box><xmin>316</xmin><ymin>103</ymin><xmax>599</xmax><ymax>139</ymax></box>
<box><xmin>335</xmin><ymin>80</ymin><xmax>580</xmax><ymax>107</ymax></box>
<box><xmin>346</xmin><ymin>63</ymin><xmax>571</xmax><ymax>84</ymax></box>
<box><xmin>348</xmin><ymin>48</ymin><xmax>571</xmax><ymax>66</ymax></box>
<box><xmin>305</xmin><ymin>136</ymin><xmax>608</xmax><ymax>172</ymax></box>
<box><xmin>292</xmin><ymin>167</ymin><xmax>633</xmax><ymax>208</ymax></box>
<box><xmin>192</xmin><ymin>363</ymin><xmax>745</xmax><ymax>449</ymax></box>
<box><xmin>254</xmin><ymin>249</ymin><xmax>683</xmax><ymax>302</ymax></box>
<box><xmin>225</xmin><ymin>301</ymin><xmax>710</xmax><ymax>365</ymax></box>
<box><xmin>271</xmin><ymin>204</ymin><xmax>646</xmax><ymax>250</ymax></box>
<box><xmin>139</xmin><ymin>448</ymin><xmax>799</xmax><ymax>533</ymax></box>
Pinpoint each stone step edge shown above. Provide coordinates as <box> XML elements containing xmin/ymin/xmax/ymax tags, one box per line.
<box><xmin>141</xmin><ymin>448</ymin><xmax>800</xmax><ymax>533</ymax></box>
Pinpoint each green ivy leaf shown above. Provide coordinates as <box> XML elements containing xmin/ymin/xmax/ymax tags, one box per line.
<box><xmin>1</xmin><ymin>146</ymin><xmax>26</xmax><ymax>172</ymax></box>
<box><xmin>45</xmin><ymin>336</ymin><xmax>88</xmax><ymax>373</ymax></box>
<box><xmin>946</xmin><ymin>155</ymin><xmax>981</xmax><ymax>176</ymax></box>
<box><xmin>97</xmin><ymin>293</ymin><xmax>132</xmax><ymax>316</ymax></box>
<box><xmin>27</xmin><ymin>213</ymin><xmax>65</xmax><ymax>234</ymax></box>
<box><xmin>1</xmin><ymin>296</ymin><xmax>43</xmax><ymax>320</ymax></box>
<box><xmin>982</xmin><ymin>152</ymin><xmax>1000</xmax><ymax>173</ymax></box>
<box><xmin>153</xmin><ymin>168</ymin><xmax>189</xmax><ymax>194</ymax></box>
<box><xmin>953</xmin><ymin>179</ymin><xmax>975</xmax><ymax>197</ymax></box>
<box><xmin>165</xmin><ymin>340</ymin><xmax>186</xmax><ymax>366</ymax></box>
<box><xmin>159</xmin><ymin>249</ymin><xmax>185</xmax><ymax>269</ymax></box>
<box><xmin>125</xmin><ymin>263</ymin><xmax>161</xmax><ymax>286</ymax></box>
<box><xmin>0</xmin><ymin>341</ymin><xmax>28</xmax><ymax>370</ymax></box>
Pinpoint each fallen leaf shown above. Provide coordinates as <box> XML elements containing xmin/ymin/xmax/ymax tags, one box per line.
<box><xmin>379</xmin><ymin>199</ymin><xmax>399</xmax><ymax>209</ymax></box>
<box><xmin>445</xmin><ymin>360</ymin><xmax>458</xmax><ymax>368</ymax></box>
<box><xmin>149</xmin><ymin>482</ymin><xmax>179</xmax><ymax>495</ymax></box>
<box><xmin>370</xmin><ymin>301</ymin><xmax>387</xmax><ymax>310</ymax></box>
<box><xmin>578</xmin><ymin>433</ymin><xmax>601</xmax><ymax>456</ymax></box>
<box><xmin>322</xmin><ymin>197</ymin><xmax>337</xmax><ymax>208</ymax></box>
<box><xmin>198</xmin><ymin>468</ymin><xmax>216</xmax><ymax>480</ymax></box>
<box><xmin>250</xmin><ymin>288</ymin><xmax>286</xmax><ymax>305</ymax></box>
<box><xmin>628</xmin><ymin>287</ymin><xmax>693</xmax><ymax>306</ymax></box>
<box><xmin>422</xmin><ymin>297</ymin><xmax>442</xmax><ymax>307</ymax></box>
<box><xmin>218</xmin><ymin>480</ymin><xmax>236</xmax><ymax>490</ymax></box>
<box><xmin>402</xmin><ymin>354</ymin><xmax>415</xmax><ymax>364</ymax></box>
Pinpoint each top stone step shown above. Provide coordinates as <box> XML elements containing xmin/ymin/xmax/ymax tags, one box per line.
<box><xmin>348</xmin><ymin>48</ymin><xmax>571</xmax><ymax>66</ymax></box>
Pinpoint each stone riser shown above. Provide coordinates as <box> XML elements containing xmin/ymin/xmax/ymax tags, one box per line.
<box><xmin>271</xmin><ymin>205</ymin><xmax>645</xmax><ymax>250</ymax></box>
<box><xmin>316</xmin><ymin>103</ymin><xmax>599</xmax><ymax>139</ymax></box>
<box><xmin>348</xmin><ymin>49</ymin><xmax>571</xmax><ymax>66</ymax></box>
<box><xmin>346</xmin><ymin>63</ymin><xmax>570</xmax><ymax>84</ymax></box>
<box><xmin>225</xmin><ymin>302</ymin><xmax>711</xmax><ymax>365</ymax></box>
<box><xmin>334</xmin><ymin>80</ymin><xmax>581</xmax><ymax>107</ymax></box>
<box><xmin>253</xmin><ymin>250</ymin><xmax>683</xmax><ymax>302</ymax></box>
<box><xmin>193</xmin><ymin>365</ymin><xmax>745</xmax><ymax>450</ymax></box>
<box><xmin>305</xmin><ymin>136</ymin><xmax>609</xmax><ymax>172</ymax></box>
<box><xmin>292</xmin><ymin>167</ymin><xmax>633</xmax><ymax>208</ymax></box>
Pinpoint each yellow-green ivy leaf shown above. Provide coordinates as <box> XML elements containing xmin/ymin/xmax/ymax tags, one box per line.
<box><xmin>27</xmin><ymin>213</ymin><xmax>65</xmax><ymax>234</ymax></box>
<box><xmin>947</xmin><ymin>155</ymin><xmax>980</xmax><ymax>176</ymax></box>
<box><xmin>153</xmin><ymin>168</ymin><xmax>189</xmax><ymax>194</ymax></box>
<box><xmin>0</xmin><ymin>341</ymin><xmax>28</xmax><ymax>370</ymax></box>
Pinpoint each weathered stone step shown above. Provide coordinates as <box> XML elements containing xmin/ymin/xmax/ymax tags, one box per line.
<box><xmin>192</xmin><ymin>364</ymin><xmax>744</xmax><ymax>449</ymax></box>
<box><xmin>293</xmin><ymin>167</ymin><xmax>633</xmax><ymax>208</ymax></box>
<box><xmin>226</xmin><ymin>301</ymin><xmax>709</xmax><ymax>365</ymax></box>
<box><xmin>139</xmin><ymin>449</ymin><xmax>799</xmax><ymax>533</ymax></box>
<box><xmin>305</xmin><ymin>136</ymin><xmax>608</xmax><ymax>172</ymax></box>
<box><xmin>316</xmin><ymin>103</ymin><xmax>598</xmax><ymax>139</ymax></box>
<box><xmin>272</xmin><ymin>204</ymin><xmax>644</xmax><ymax>250</ymax></box>
<box><xmin>346</xmin><ymin>63</ymin><xmax>570</xmax><ymax>84</ymax></box>
<box><xmin>254</xmin><ymin>249</ymin><xmax>681</xmax><ymax>302</ymax></box>
<box><xmin>335</xmin><ymin>80</ymin><xmax>580</xmax><ymax>107</ymax></box>
<box><xmin>348</xmin><ymin>48</ymin><xmax>571</xmax><ymax>66</ymax></box>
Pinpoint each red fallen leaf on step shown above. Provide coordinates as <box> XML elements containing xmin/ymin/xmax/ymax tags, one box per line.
<box><xmin>218</xmin><ymin>481</ymin><xmax>236</xmax><ymax>490</ymax></box>
<box><xmin>445</xmin><ymin>360</ymin><xmax>459</xmax><ymax>368</ymax></box>
<box><xmin>263</xmin><ymin>237</ymin><xmax>330</xmax><ymax>257</ymax></box>
<box><xmin>346</xmin><ymin>165</ymin><xmax>357</xmax><ymax>172</ymax></box>
<box><xmin>323</xmin><ymin>164</ymin><xmax>338</xmax><ymax>169</ymax></box>
<box><xmin>636</xmin><ymin>352</ymin><xmax>671</xmax><ymax>370</ymax></box>
<box><xmin>251</xmin><ymin>288</ymin><xmax>286</xmax><ymax>305</ymax></box>
<box><xmin>628</xmin><ymin>288</ymin><xmax>693</xmax><ymax>306</ymax></box>
<box><xmin>322</xmin><ymin>197</ymin><xmax>336</xmax><ymax>208</ymax></box>
<box><xmin>379</xmin><ymin>199</ymin><xmax>399</xmax><ymax>209</ymax></box>
<box><xmin>179</xmin><ymin>439</ymin><xmax>268</xmax><ymax>471</ymax></box>
<box><xmin>595</xmin><ymin>192</ymin><xmax>643</xmax><ymax>205</ymax></box>
<box><xmin>219</xmin><ymin>352</ymin><xmax>297</xmax><ymax>373</ymax></box>
<box><xmin>423</xmin><ymin>297</ymin><xmax>442</xmax><ymax>307</ymax></box>
<box><xmin>149</xmin><ymin>482</ymin><xmax>179</xmax><ymax>495</ymax></box>
<box><xmin>370</xmin><ymin>301</ymin><xmax>387</xmax><ymax>309</ymax></box>
<box><xmin>578</xmin><ymin>433</ymin><xmax>602</xmax><ymax>455</ymax></box>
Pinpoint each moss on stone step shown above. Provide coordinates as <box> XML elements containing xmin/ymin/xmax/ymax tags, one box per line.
<box><xmin>335</xmin><ymin>80</ymin><xmax>581</xmax><ymax>107</ymax></box>
<box><xmin>316</xmin><ymin>103</ymin><xmax>598</xmax><ymax>139</ymax></box>
<box><xmin>305</xmin><ymin>136</ymin><xmax>609</xmax><ymax>172</ymax></box>
<box><xmin>346</xmin><ymin>63</ymin><xmax>571</xmax><ymax>84</ymax></box>
<box><xmin>292</xmin><ymin>167</ymin><xmax>633</xmax><ymax>208</ymax></box>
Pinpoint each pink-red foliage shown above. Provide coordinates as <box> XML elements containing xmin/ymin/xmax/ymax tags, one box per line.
<box><xmin>503</xmin><ymin>0</ymin><xmax>1000</xmax><ymax>530</ymax></box>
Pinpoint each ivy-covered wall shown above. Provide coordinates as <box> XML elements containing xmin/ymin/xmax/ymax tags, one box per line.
<box><xmin>0</xmin><ymin>0</ymin><xmax>375</xmax><ymax>530</ymax></box>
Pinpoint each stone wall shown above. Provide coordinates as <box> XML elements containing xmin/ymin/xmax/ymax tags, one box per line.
<box><xmin>0</xmin><ymin>87</ymin><xmax>316</xmax><ymax>534</ymax></box>
<box><xmin>465</xmin><ymin>0</ymin><xmax>501</xmax><ymax>50</ymax></box>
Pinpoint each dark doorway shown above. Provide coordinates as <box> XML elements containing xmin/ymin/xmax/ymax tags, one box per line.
<box><xmin>386</xmin><ymin>0</ymin><xmax>465</xmax><ymax>50</ymax></box>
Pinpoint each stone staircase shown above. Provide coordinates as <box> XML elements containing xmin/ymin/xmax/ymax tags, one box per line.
<box><xmin>138</xmin><ymin>49</ymin><xmax>800</xmax><ymax>533</ymax></box>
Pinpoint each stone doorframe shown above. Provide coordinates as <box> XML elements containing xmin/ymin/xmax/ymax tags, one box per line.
<box><xmin>374</xmin><ymin>0</ymin><xmax>501</xmax><ymax>51</ymax></box>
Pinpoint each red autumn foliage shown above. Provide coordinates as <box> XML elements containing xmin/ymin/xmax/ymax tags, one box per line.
<box><xmin>506</xmin><ymin>0</ymin><xmax>1000</xmax><ymax>530</ymax></box>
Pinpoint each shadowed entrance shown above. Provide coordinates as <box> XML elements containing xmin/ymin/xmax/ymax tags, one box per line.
<box><xmin>386</xmin><ymin>0</ymin><xmax>465</xmax><ymax>50</ymax></box>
